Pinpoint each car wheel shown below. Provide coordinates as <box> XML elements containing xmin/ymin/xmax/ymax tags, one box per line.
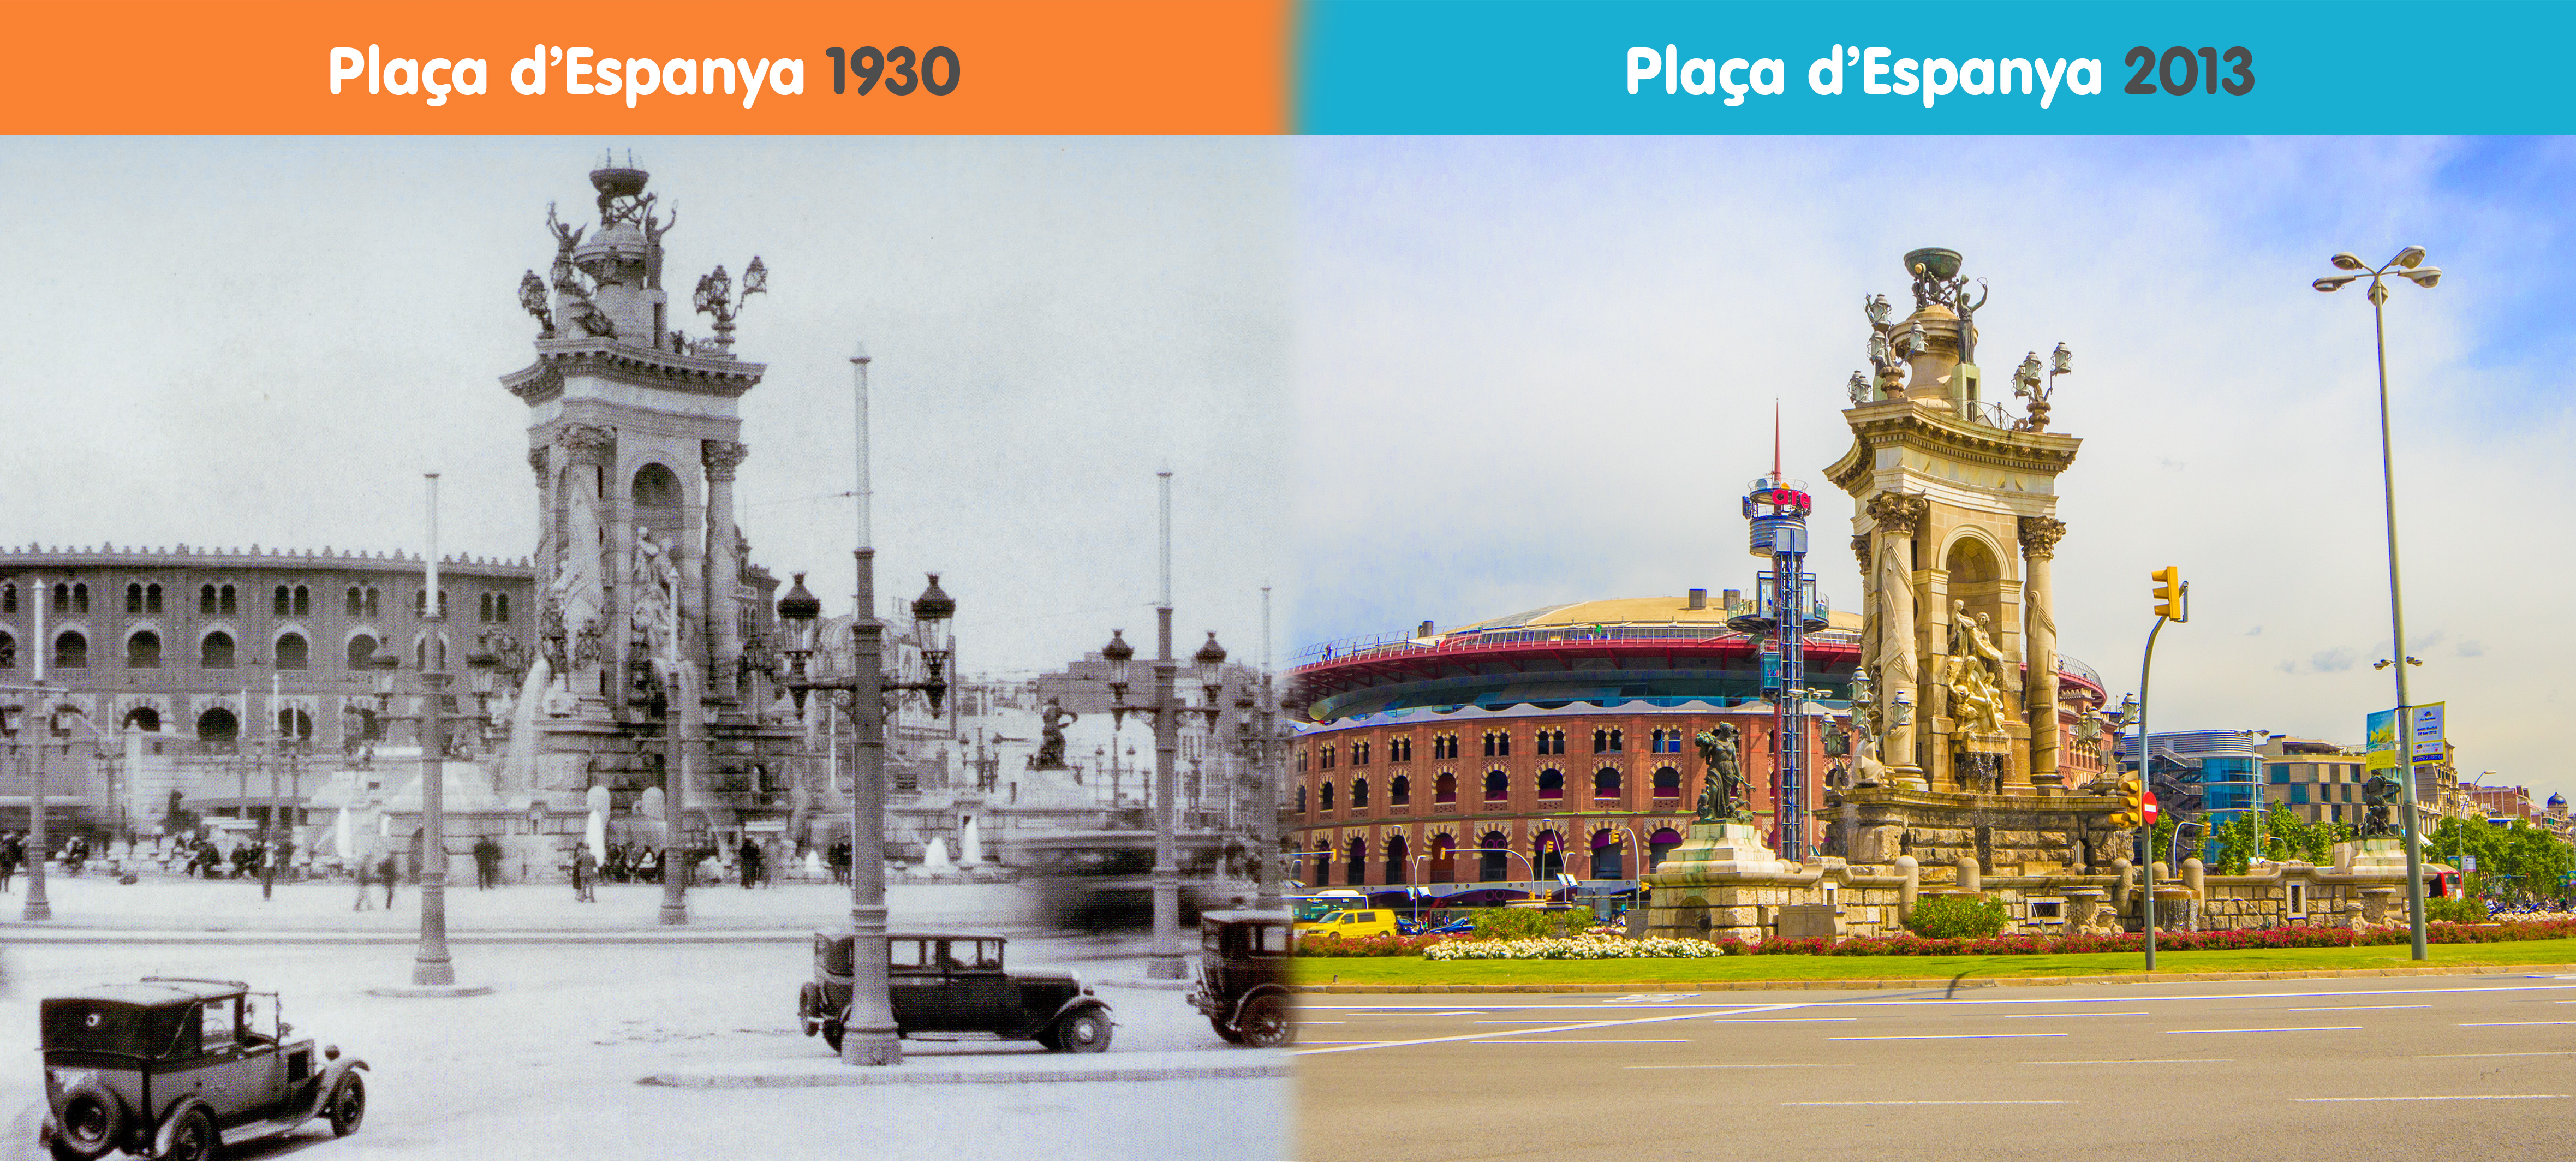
<box><xmin>1239</xmin><ymin>994</ymin><xmax>1295</xmax><ymax>1048</ymax></box>
<box><xmin>821</xmin><ymin>1019</ymin><xmax>843</xmax><ymax>1053</ymax></box>
<box><xmin>327</xmin><ymin>1072</ymin><xmax>367</xmax><ymax>1137</ymax></box>
<box><xmin>161</xmin><ymin>1107</ymin><xmax>216</xmax><ymax>1161</ymax></box>
<box><xmin>1054</xmin><ymin>1008</ymin><xmax>1112</xmax><ymax>1053</ymax></box>
<box><xmin>1209</xmin><ymin>1015</ymin><xmax>1245</xmax><ymax>1045</ymax></box>
<box><xmin>51</xmin><ymin>1088</ymin><xmax>117</xmax><ymax>1160</ymax></box>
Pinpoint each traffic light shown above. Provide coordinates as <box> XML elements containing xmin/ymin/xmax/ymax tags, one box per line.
<box><xmin>2150</xmin><ymin>567</ymin><xmax>2181</xmax><ymax>620</ymax></box>
<box><xmin>2107</xmin><ymin>772</ymin><xmax>2144</xmax><ymax>829</ymax></box>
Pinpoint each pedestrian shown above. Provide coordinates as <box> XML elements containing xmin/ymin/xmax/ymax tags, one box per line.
<box><xmin>830</xmin><ymin>838</ymin><xmax>851</xmax><ymax>886</ymax></box>
<box><xmin>354</xmin><ymin>854</ymin><xmax>374</xmax><ymax>911</ymax></box>
<box><xmin>574</xmin><ymin>844</ymin><xmax>597</xmax><ymax>903</ymax></box>
<box><xmin>378</xmin><ymin>853</ymin><xmax>397</xmax><ymax>909</ymax></box>
<box><xmin>603</xmin><ymin>843</ymin><xmax>627</xmax><ymax>884</ymax></box>
<box><xmin>738</xmin><ymin>836</ymin><xmax>762</xmax><ymax>890</ymax></box>
<box><xmin>0</xmin><ymin>831</ymin><xmax>18</xmax><ymax>892</ymax></box>
<box><xmin>474</xmin><ymin>835</ymin><xmax>500</xmax><ymax>890</ymax></box>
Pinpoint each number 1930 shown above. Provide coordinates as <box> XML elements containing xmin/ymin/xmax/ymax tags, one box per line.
<box><xmin>825</xmin><ymin>46</ymin><xmax>962</xmax><ymax>96</ymax></box>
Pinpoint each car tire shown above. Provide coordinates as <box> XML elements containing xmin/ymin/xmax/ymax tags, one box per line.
<box><xmin>821</xmin><ymin>1019</ymin><xmax>843</xmax><ymax>1053</ymax></box>
<box><xmin>327</xmin><ymin>1072</ymin><xmax>367</xmax><ymax>1137</ymax></box>
<box><xmin>1209</xmin><ymin>1015</ymin><xmax>1245</xmax><ymax>1044</ymax></box>
<box><xmin>1239</xmin><ymin>994</ymin><xmax>1294</xmax><ymax>1048</ymax></box>
<box><xmin>50</xmin><ymin>1087</ymin><xmax>117</xmax><ymax>1160</ymax></box>
<box><xmin>161</xmin><ymin>1107</ymin><xmax>217</xmax><ymax>1161</ymax></box>
<box><xmin>1054</xmin><ymin>1007</ymin><xmax>1112</xmax><ymax>1053</ymax></box>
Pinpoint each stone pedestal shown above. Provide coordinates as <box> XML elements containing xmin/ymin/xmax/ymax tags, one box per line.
<box><xmin>2341</xmin><ymin>838</ymin><xmax>2410</xmax><ymax>875</ymax></box>
<box><xmin>1642</xmin><ymin>822</ymin><xmax>1797</xmax><ymax>943</ymax></box>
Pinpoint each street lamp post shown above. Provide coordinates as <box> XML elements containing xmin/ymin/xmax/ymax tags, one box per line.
<box><xmin>413</xmin><ymin>473</ymin><xmax>456</xmax><ymax>988</ymax></box>
<box><xmin>2315</xmin><ymin>247</ymin><xmax>2442</xmax><ymax>961</ymax></box>
<box><xmin>1102</xmin><ymin>617</ymin><xmax>1226</xmax><ymax>980</ymax></box>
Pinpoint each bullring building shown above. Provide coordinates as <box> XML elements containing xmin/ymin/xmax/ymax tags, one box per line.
<box><xmin>1286</xmin><ymin>592</ymin><xmax>2107</xmax><ymax>895</ymax></box>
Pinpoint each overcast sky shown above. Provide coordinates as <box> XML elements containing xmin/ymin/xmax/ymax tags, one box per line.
<box><xmin>1293</xmin><ymin>136</ymin><xmax>2576</xmax><ymax>800</ymax></box>
<box><xmin>0</xmin><ymin>137</ymin><xmax>1290</xmax><ymax>681</ymax></box>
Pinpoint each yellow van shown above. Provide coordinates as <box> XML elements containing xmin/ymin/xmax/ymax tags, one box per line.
<box><xmin>1294</xmin><ymin>908</ymin><xmax>1399</xmax><ymax>941</ymax></box>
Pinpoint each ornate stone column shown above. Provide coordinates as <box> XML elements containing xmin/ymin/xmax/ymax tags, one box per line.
<box><xmin>555</xmin><ymin>424</ymin><xmax>617</xmax><ymax>709</ymax></box>
<box><xmin>701</xmin><ymin>440</ymin><xmax>748</xmax><ymax>702</ymax></box>
<box><xmin>2019</xmin><ymin>515</ymin><xmax>2066</xmax><ymax>785</ymax></box>
<box><xmin>1867</xmin><ymin>492</ymin><xmax>1927</xmax><ymax>783</ymax></box>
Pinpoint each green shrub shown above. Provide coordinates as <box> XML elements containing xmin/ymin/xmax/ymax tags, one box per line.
<box><xmin>2426</xmin><ymin>896</ymin><xmax>2490</xmax><ymax>923</ymax></box>
<box><xmin>1903</xmin><ymin>894</ymin><xmax>2009</xmax><ymax>939</ymax></box>
<box><xmin>1468</xmin><ymin>907</ymin><xmax>1600</xmax><ymax>940</ymax></box>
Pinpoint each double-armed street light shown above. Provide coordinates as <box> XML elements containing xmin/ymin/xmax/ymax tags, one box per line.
<box><xmin>1100</xmin><ymin>617</ymin><xmax>1228</xmax><ymax>980</ymax></box>
<box><xmin>2315</xmin><ymin>246</ymin><xmax>2442</xmax><ymax>961</ymax></box>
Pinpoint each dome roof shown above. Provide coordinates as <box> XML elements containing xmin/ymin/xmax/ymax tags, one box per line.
<box><xmin>1451</xmin><ymin>596</ymin><xmax>1862</xmax><ymax>635</ymax></box>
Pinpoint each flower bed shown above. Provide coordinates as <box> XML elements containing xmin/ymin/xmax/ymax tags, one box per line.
<box><xmin>1424</xmin><ymin>935</ymin><xmax>1725</xmax><ymax>961</ymax></box>
<box><xmin>1293</xmin><ymin>933</ymin><xmax>1451</xmax><ymax>957</ymax></box>
<box><xmin>1718</xmin><ymin>917</ymin><xmax>2576</xmax><ymax>957</ymax></box>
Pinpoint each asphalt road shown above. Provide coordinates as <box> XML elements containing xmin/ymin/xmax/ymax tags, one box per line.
<box><xmin>1295</xmin><ymin>974</ymin><xmax>2576</xmax><ymax>1162</ymax></box>
<box><xmin>0</xmin><ymin>935</ymin><xmax>1285</xmax><ymax>1160</ymax></box>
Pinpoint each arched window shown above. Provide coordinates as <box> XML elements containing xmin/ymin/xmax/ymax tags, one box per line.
<box><xmin>53</xmin><ymin>583</ymin><xmax>70</xmax><ymax>613</ymax></box>
<box><xmin>1319</xmin><ymin>781</ymin><xmax>1335</xmax><ymax>812</ymax></box>
<box><xmin>347</xmin><ymin>634</ymin><xmax>379</xmax><ymax>671</ymax></box>
<box><xmin>1591</xmin><ymin>829</ymin><xmax>1624</xmax><ymax>879</ymax></box>
<box><xmin>195</xmin><ymin>707</ymin><xmax>238</xmax><ymax>744</ymax></box>
<box><xmin>126</xmin><ymin>630</ymin><xmax>161</xmax><ymax>669</ymax></box>
<box><xmin>480</xmin><ymin>593</ymin><xmax>495</xmax><ymax>623</ymax></box>
<box><xmin>0</xmin><ymin>631</ymin><xmax>14</xmax><ymax>670</ymax></box>
<box><xmin>1649</xmin><ymin>827</ymin><xmax>1684</xmax><ymax>870</ymax></box>
<box><xmin>1428</xmin><ymin>834</ymin><xmax>1457</xmax><ymax>883</ymax></box>
<box><xmin>1295</xmin><ymin>784</ymin><xmax>1307</xmax><ymax>814</ymax></box>
<box><xmin>1477</xmin><ymin>832</ymin><xmax>1510</xmax><ymax>882</ymax></box>
<box><xmin>347</xmin><ymin>586</ymin><xmax>363</xmax><ymax>617</ymax></box>
<box><xmin>1594</xmin><ymin>768</ymin><xmax>1621</xmax><ymax>800</ymax></box>
<box><xmin>275</xmin><ymin>633</ymin><xmax>309</xmax><ymax>670</ymax></box>
<box><xmin>364</xmin><ymin>587</ymin><xmax>380</xmax><ymax>618</ymax></box>
<box><xmin>201</xmin><ymin>584</ymin><xmax>218</xmax><ymax>615</ymax></box>
<box><xmin>72</xmin><ymin>583</ymin><xmax>87</xmax><ymax>614</ymax></box>
<box><xmin>200</xmin><ymin>631</ymin><xmax>235</xmax><ymax>669</ymax></box>
<box><xmin>294</xmin><ymin>586</ymin><xmax>309</xmax><ymax>616</ymax></box>
<box><xmin>128</xmin><ymin>583</ymin><xmax>144</xmax><ymax>614</ymax></box>
<box><xmin>274</xmin><ymin>585</ymin><xmax>292</xmax><ymax>616</ymax></box>
<box><xmin>1434</xmin><ymin>772</ymin><xmax>1457</xmax><ymax>803</ymax></box>
<box><xmin>1536</xmin><ymin>769</ymin><xmax>1564</xmax><ymax>801</ymax></box>
<box><xmin>219</xmin><ymin>585</ymin><xmax>235</xmax><ymax>616</ymax></box>
<box><xmin>1389</xmin><ymin>774</ymin><xmax>1411</xmax><ymax>806</ymax></box>
<box><xmin>276</xmin><ymin>707</ymin><xmax>313</xmax><ymax>741</ymax></box>
<box><xmin>1483</xmin><ymin>771</ymin><xmax>1508</xmax><ymax>802</ymax></box>
<box><xmin>147</xmin><ymin>583</ymin><xmax>161</xmax><ymax>614</ymax></box>
<box><xmin>53</xmin><ymin>630</ymin><xmax>86</xmax><ymax>670</ymax></box>
<box><xmin>1384</xmin><ymin>833</ymin><xmax>1409</xmax><ymax>885</ymax></box>
<box><xmin>1350</xmin><ymin>778</ymin><xmax>1370</xmax><ymax>809</ymax></box>
<box><xmin>1653</xmin><ymin>766</ymin><xmax>1683</xmax><ymax>797</ymax></box>
<box><xmin>1311</xmin><ymin>841</ymin><xmax>1332</xmax><ymax>886</ymax></box>
<box><xmin>121</xmin><ymin>706</ymin><xmax>160</xmax><ymax>732</ymax></box>
<box><xmin>495</xmin><ymin>594</ymin><xmax>510</xmax><ymax>622</ymax></box>
<box><xmin>1534</xmin><ymin>830</ymin><xmax>1564</xmax><ymax>879</ymax></box>
<box><xmin>1345</xmin><ymin>838</ymin><xmax>1367</xmax><ymax>887</ymax></box>
<box><xmin>1</xmin><ymin>583</ymin><xmax>14</xmax><ymax>614</ymax></box>
<box><xmin>415</xmin><ymin>634</ymin><xmax>448</xmax><ymax>670</ymax></box>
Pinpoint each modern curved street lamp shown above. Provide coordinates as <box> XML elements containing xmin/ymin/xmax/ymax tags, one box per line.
<box><xmin>2314</xmin><ymin>246</ymin><xmax>2442</xmax><ymax>961</ymax></box>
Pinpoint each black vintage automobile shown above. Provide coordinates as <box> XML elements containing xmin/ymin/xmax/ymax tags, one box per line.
<box><xmin>798</xmin><ymin>932</ymin><xmax>1114</xmax><ymax>1052</ymax></box>
<box><xmin>1189</xmin><ymin>910</ymin><xmax>1295</xmax><ymax>1048</ymax></box>
<box><xmin>39</xmin><ymin>978</ymin><xmax>368</xmax><ymax>1161</ymax></box>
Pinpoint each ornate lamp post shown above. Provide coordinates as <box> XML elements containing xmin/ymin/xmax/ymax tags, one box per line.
<box><xmin>779</xmin><ymin>570</ymin><xmax>954</xmax><ymax>1066</ymax></box>
<box><xmin>2314</xmin><ymin>246</ymin><xmax>2442</xmax><ymax>961</ymax></box>
<box><xmin>1102</xmin><ymin>619</ymin><xmax>1225</xmax><ymax>980</ymax></box>
<box><xmin>691</xmin><ymin>256</ymin><xmax>767</xmax><ymax>354</ymax></box>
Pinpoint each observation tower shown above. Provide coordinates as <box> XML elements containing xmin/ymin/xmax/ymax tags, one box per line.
<box><xmin>1727</xmin><ymin>423</ymin><xmax>1828</xmax><ymax>855</ymax></box>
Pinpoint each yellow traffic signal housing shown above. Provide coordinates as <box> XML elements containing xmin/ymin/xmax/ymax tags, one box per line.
<box><xmin>2150</xmin><ymin>567</ymin><xmax>2181</xmax><ymax>619</ymax></box>
<box><xmin>2107</xmin><ymin>772</ymin><xmax>2144</xmax><ymax>829</ymax></box>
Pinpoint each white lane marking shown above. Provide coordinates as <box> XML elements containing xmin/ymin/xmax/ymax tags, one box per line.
<box><xmin>1625</xmin><ymin>1063</ymin><xmax>1856</xmax><ymax>1070</ymax></box>
<box><xmin>1998</xmin><ymin>1012</ymin><xmax>2148</xmax><ymax>1019</ymax></box>
<box><xmin>1824</xmin><ymin>984</ymin><xmax>2576</xmax><ymax>1008</ymax></box>
<box><xmin>1786</xmin><ymin>1100</ymin><xmax>2070</xmax><ymax>1107</ymax></box>
<box><xmin>2165</xmin><ymin>1027</ymin><xmax>2363</xmax><ymax>1035</ymax></box>
<box><xmin>2288</xmin><ymin>1005</ymin><xmax>2428</xmax><ymax>1012</ymax></box>
<box><xmin>1480</xmin><ymin>1039</ymin><xmax>1691</xmax><ymax>1044</ymax></box>
<box><xmin>2295</xmin><ymin>1095</ymin><xmax>2567</xmax><ymax>1103</ymax></box>
<box><xmin>1831</xmin><ymin>1033</ymin><xmax>2069</xmax><ymax>1041</ymax></box>
<box><xmin>1711</xmin><ymin>1017</ymin><xmax>1857</xmax><ymax>1023</ymax></box>
<box><xmin>2458</xmin><ymin>1021</ymin><xmax>2576</xmax><ymax>1027</ymax></box>
<box><xmin>1302</xmin><ymin>1021</ymin><xmax>1347</xmax><ymax>1024</ymax></box>
<box><xmin>2023</xmin><ymin>1059</ymin><xmax>2232</xmax><ymax>1065</ymax></box>
<box><xmin>1475</xmin><ymin>1020</ymin><xmax>1595</xmax><ymax>1024</ymax></box>
<box><xmin>2418</xmin><ymin>1052</ymin><xmax>2576</xmax><ymax>1059</ymax></box>
<box><xmin>1291</xmin><ymin>999</ymin><xmax>1823</xmax><ymax>1056</ymax></box>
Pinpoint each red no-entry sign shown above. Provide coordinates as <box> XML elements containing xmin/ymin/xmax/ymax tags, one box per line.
<box><xmin>2143</xmin><ymin>791</ymin><xmax>2160</xmax><ymax>826</ymax></box>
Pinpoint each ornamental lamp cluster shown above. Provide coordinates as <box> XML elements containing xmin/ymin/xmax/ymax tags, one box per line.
<box><xmin>773</xmin><ymin>570</ymin><xmax>955</xmax><ymax>717</ymax></box>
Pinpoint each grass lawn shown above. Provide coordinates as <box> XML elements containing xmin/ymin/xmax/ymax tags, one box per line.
<box><xmin>1291</xmin><ymin>938</ymin><xmax>2576</xmax><ymax>986</ymax></box>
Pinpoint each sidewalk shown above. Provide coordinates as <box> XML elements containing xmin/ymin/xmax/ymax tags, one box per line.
<box><xmin>0</xmin><ymin>872</ymin><xmax>1048</xmax><ymax>937</ymax></box>
<box><xmin>645</xmin><ymin>1047</ymin><xmax>1291</xmax><ymax>1088</ymax></box>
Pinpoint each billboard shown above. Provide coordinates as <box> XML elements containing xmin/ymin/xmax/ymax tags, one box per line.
<box><xmin>2365</xmin><ymin>708</ymin><xmax>2399</xmax><ymax>771</ymax></box>
<box><xmin>2410</xmin><ymin>702</ymin><xmax>2448</xmax><ymax>763</ymax></box>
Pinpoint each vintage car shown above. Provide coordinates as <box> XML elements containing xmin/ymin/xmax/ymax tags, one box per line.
<box><xmin>39</xmin><ymin>978</ymin><xmax>367</xmax><ymax>1161</ymax></box>
<box><xmin>1189</xmin><ymin>910</ymin><xmax>1294</xmax><ymax>1048</ymax></box>
<box><xmin>798</xmin><ymin>932</ymin><xmax>1114</xmax><ymax>1052</ymax></box>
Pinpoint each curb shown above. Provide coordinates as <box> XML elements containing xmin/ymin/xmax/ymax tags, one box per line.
<box><xmin>641</xmin><ymin>1064</ymin><xmax>1287</xmax><ymax>1088</ymax></box>
<box><xmin>1291</xmin><ymin>962</ymin><xmax>2576</xmax><ymax>993</ymax></box>
<box><xmin>0</xmin><ymin>929</ymin><xmax>814</xmax><ymax>946</ymax></box>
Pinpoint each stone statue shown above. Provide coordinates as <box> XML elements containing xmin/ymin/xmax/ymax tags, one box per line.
<box><xmin>1946</xmin><ymin>599</ymin><xmax>2009</xmax><ymax>737</ymax></box>
<box><xmin>1694</xmin><ymin>723</ymin><xmax>1749</xmax><ymax>825</ymax></box>
<box><xmin>2361</xmin><ymin>773</ymin><xmax>2402</xmax><ymax>838</ymax></box>
<box><xmin>630</xmin><ymin>528</ymin><xmax>682</xmax><ymax>664</ymax></box>
<box><xmin>1034</xmin><ymin>699</ymin><xmax>1076</xmax><ymax>769</ymax></box>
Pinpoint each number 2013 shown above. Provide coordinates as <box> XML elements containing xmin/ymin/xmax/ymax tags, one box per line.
<box><xmin>2125</xmin><ymin>46</ymin><xmax>2253</xmax><ymax>96</ymax></box>
<box><xmin>826</xmin><ymin>46</ymin><xmax>962</xmax><ymax>96</ymax></box>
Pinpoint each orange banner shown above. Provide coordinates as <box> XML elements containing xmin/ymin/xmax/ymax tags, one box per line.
<box><xmin>0</xmin><ymin>0</ymin><xmax>1289</xmax><ymax>134</ymax></box>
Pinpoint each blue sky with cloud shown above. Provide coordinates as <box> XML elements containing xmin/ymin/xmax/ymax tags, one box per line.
<box><xmin>1292</xmin><ymin>136</ymin><xmax>2575</xmax><ymax>799</ymax></box>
